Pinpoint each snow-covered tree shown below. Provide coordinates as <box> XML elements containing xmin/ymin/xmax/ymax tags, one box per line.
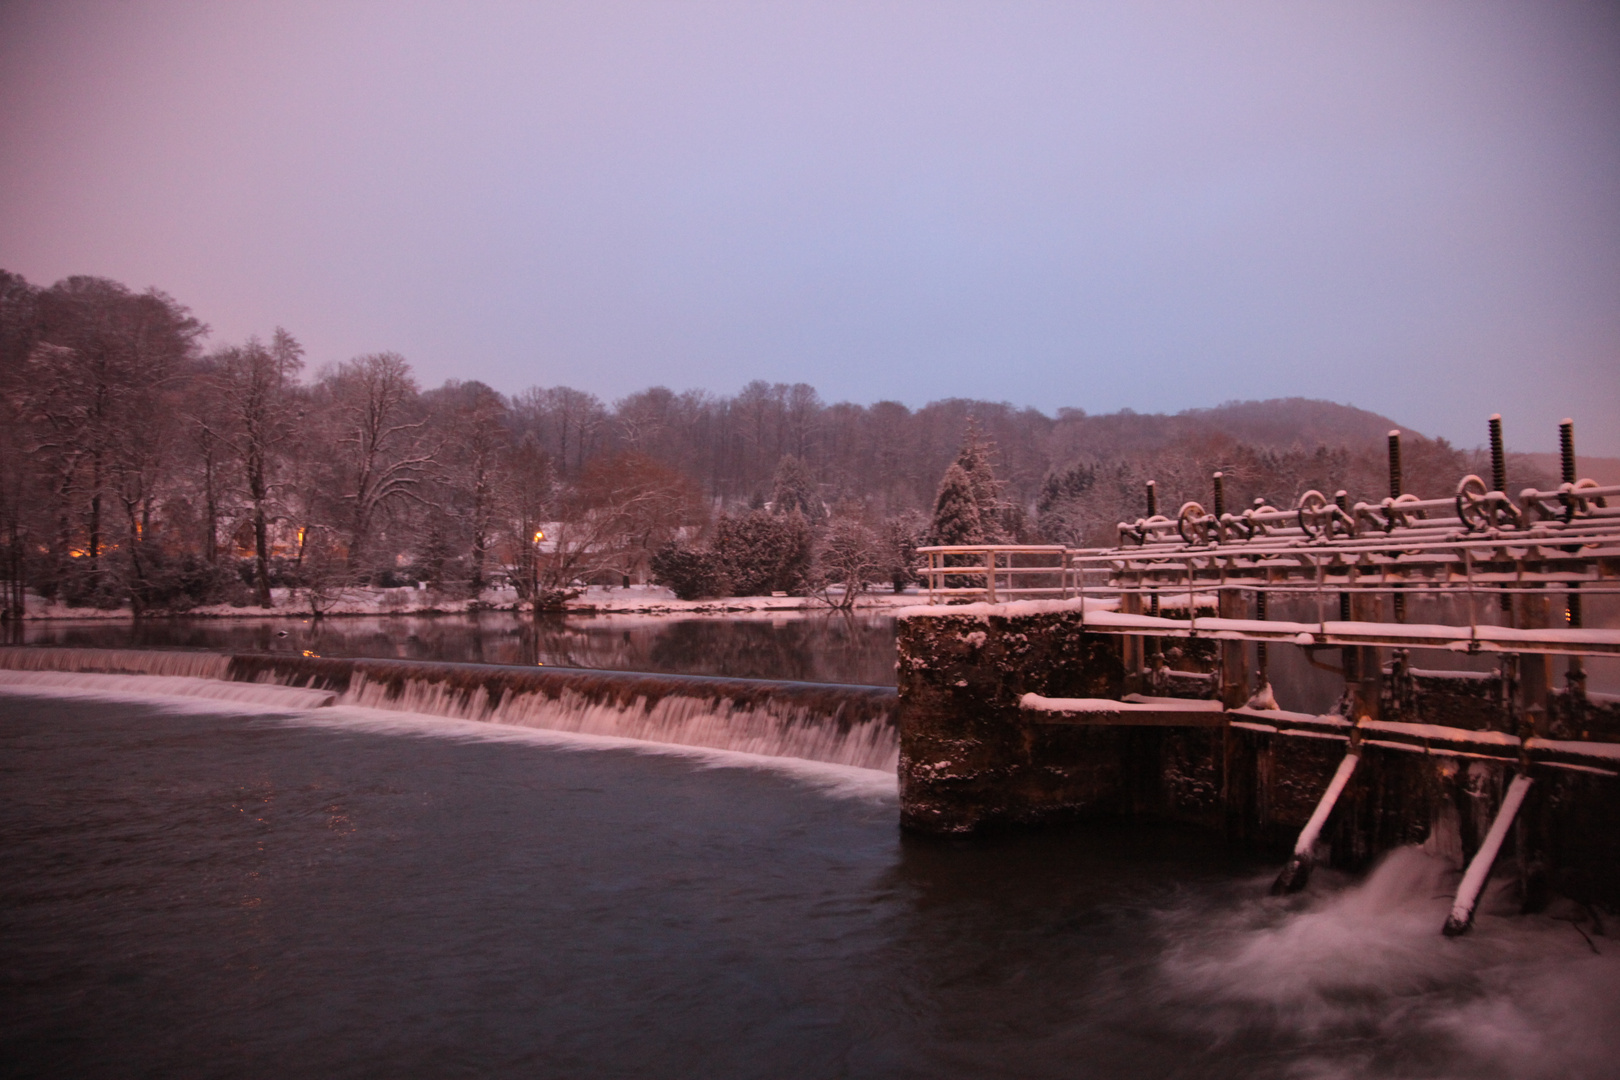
<box><xmin>954</xmin><ymin>419</ymin><xmax>1002</xmax><ymax>523</ymax></box>
<box><xmin>813</xmin><ymin>516</ymin><xmax>883</xmax><ymax>610</ymax></box>
<box><xmin>211</xmin><ymin>328</ymin><xmax>304</xmax><ymax>606</ymax></box>
<box><xmin>715</xmin><ymin>508</ymin><xmax>813</xmax><ymax>596</ymax></box>
<box><xmin>930</xmin><ymin>463</ymin><xmax>983</xmax><ymax>546</ymax></box>
<box><xmin>770</xmin><ymin>454</ymin><xmax>822</xmax><ymax>520</ymax></box>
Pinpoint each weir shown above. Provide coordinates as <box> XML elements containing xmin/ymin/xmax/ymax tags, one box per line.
<box><xmin>0</xmin><ymin>647</ymin><xmax>898</xmax><ymax>771</ymax></box>
<box><xmin>902</xmin><ymin>419</ymin><xmax>1620</xmax><ymax>926</ymax></box>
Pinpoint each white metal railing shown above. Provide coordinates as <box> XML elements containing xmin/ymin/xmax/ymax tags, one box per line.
<box><xmin>911</xmin><ymin>476</ymin><xmax>1620</xmax><ymax>657</ymax></box>
<box><xmin>915</xmin><ymin>545</ymin><xmax>1073</xmax><ymax>604</ymax></box>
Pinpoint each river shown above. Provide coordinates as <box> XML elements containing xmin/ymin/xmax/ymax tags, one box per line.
<box><xmin>2</xmin><ymin>685</ymin><xmax>1617</xmax><ymax>1079</ymax></box>
<box><xmin>8</xmin><ymin>611</ymin><xmax>900</xmax><ymax>687</ymax></box>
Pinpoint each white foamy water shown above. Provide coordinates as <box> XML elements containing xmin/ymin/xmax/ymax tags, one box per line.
<box><xmin>289</xmin><ymin>704</ymin><xmax>900</xmax><ymax>803</ymax></box>
<box><xmin>0</xmin><ymin>669</ymin><xmax>337</xmax><ymax>710</ymax></box>
<box><xmin>0</xmin><ymin>672</ymin><xmax>898</xmax><ymax>803</ymax></box>
<box><xmin>0</xmin><ymin>646</ymin><xmax>230</xmax><ymax>679</ymax></box>
<box><xmin>1155</xmin><ymin>846</ymin><xmax>1620</xmax><ymax>1080</ymax></box>
<box><xmin>338</xmin><ymin>671</ymin><xmax>899</xmax><ymax>771</ymax></box>
<box><xmin>0</xmin><ymin>648</ymin><xmax>899</xmax><ymax>771</ymax></box>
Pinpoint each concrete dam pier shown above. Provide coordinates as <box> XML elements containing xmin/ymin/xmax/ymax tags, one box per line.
<box><xmin>896</xmin><ymin>607</ymin><xmax>1619</xmax><ymax>911</ymax></box>
<box><xmin>900</xmin><ymin>422</ymin><xmax>1620</xmax><ymax>927</ymax></box>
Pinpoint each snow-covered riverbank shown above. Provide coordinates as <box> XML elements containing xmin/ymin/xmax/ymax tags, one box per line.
<box><xmin>13</xmin><ymin>583</ymin><xmax>924</xmax><ymax>621</ymax></box>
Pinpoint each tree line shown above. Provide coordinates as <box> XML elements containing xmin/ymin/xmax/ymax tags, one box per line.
<box><xmin>0</xmin><ymin>270</ymin><xmax>1523</xmax><ymax>617</ymax></box>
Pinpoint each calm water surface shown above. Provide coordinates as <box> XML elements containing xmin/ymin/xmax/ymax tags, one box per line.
<box><xmin>13</xmin><ymin>612</ymin><xmax>899</xmax><ymax>687</ymax></box>
<box><xmin>4</xmin><ymin>689</ymin><xmax>1616</xmax><ymax>1079</ymax></box>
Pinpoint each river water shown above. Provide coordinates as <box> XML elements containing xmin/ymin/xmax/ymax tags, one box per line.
<box><xmin>9</xmin><ymin>612</ymin><xmax>899</xmax><ymax>687</ymax></box>
<box><xmin>3</xmin><ymin>686</ymin><xmax>1617</xmax><ymax>1080</ymax></box>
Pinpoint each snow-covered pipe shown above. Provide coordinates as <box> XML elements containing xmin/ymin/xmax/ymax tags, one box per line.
<box><xmin>1271</xmin><ymin>750</ymin><xmax>1360</xmax><ymax>895</ymax></box>
<box><xmin>1443</xmin><ymin>772</ymin><xmax>1533</xmax><ymax>937</ymax></box>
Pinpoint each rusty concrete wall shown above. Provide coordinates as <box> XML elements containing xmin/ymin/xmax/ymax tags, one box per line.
<box><xmin>896</xmin><ymin>609</ymin><xmax>1226</xmax><ymax>834</ymax></box>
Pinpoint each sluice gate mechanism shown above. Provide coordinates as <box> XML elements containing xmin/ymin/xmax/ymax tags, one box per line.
<box><xmin>902</xmin><ymin>419</ymin><xmax>1620</xmax><ymax>933</ymax></box>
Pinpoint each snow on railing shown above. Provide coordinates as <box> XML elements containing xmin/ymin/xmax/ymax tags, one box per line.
<box><xmin>914</xmin><ymin>545</ymin><xmax>1074</xmax><ymax>604</ymax></box>
<box><xmin>913</xmin><ymin>460</ymin><xmax>1620</xmax><ymax>657</ymax></box>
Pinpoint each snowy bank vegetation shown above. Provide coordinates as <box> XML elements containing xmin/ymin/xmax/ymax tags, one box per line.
<box><xmin>0</xmin><ymin>270</ymin><xmax>1544</xmax><ymax>619</ymax></box>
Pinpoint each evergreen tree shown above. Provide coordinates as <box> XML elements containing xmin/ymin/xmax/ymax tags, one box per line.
<box><xmin>880</xmin><ymin>511</ymin><xmax>927</xmax><ymax>591</ymax></box>
<box><xmin>769</xmin><ymin>455</ymin><xmax>822</xmax><ymax>520</ymax></box>
<box><xmin>955</xmin><ymin>418</ymin><xmax>1002</xmax><ymax>518</ymax></box>
<box><xmin>715</xmin><ymin>509</ymin><xmax>814</xmax><ymax>595</ymax></box>
<box><xmin>930</xmin><ymin>463</ymin><xmax>982</xmax><ymax>545</ymax></box>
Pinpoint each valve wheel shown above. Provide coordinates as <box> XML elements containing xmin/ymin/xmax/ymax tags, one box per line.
<box><xmin>1177</xmin><ymin>501</ymin><xmax>1210</xmax><ymax>546</ymax></box>
<box><xmin>1455</xmin><ymin>474</ymin><xmax>1490</xmax><ymax>531</ymax></box>
<box><xmin>1296</xmin><ymin>490</ymin><xmax>1329</xmax><ymax>538</ymax></box>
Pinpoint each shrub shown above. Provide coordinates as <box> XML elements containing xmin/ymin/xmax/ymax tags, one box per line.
<box><xmin>715</xmin><ymin>510</ymin><xmax>812</xmax><ymax>596</ymax></box>
<box><xmin>650</xmin><ymin>543</ymin><xmax>729</xmax><ymax>600</ymax></box>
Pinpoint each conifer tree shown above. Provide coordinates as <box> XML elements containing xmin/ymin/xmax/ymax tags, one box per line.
<box><xmin>955</xmin><ymin>419</ymin><xmax>1000</xmax><ymax>510</ymax></box>
<box><xmin>930</xmin><ymin>463</ymin><xmax>982</xmax><ymax>545</ymax></box>
<box><xmin>770</xmin><ymin>455</ymin><xmax>822</xmax><ymax>520</ymax></box>
<box><xmin>948</xmin><ymin>418</ymin><xmax>1008</xmax><ymax>541</ymax></box>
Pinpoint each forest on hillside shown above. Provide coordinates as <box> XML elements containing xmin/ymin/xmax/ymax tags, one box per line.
<box><xmin>0</xmin><ymin>271</ymin><xmax>1548</xmax><ymax>615</ymax></box>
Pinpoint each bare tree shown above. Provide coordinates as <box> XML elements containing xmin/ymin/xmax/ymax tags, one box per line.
<box><xmin>498</xmin><ymin>435</ymin><xmax>554</xmax><ymax>606</ymax></box>
<box><xmin>323</xmin><ymin>352</ymin><xmax>435</xmax><ymax>574</ymax></box>
<box><xmin>208</xmin><ymin>329</ymin><xmax>305</xmax><ymax>607</ymax></box>
<box><xmin>512</xmin><ymin>386</ymin><xmax>607</xmax><ymax>478</ymax></box>
<box><xmin>428</xmin><ymin>380</ymin><xmax>511</xmax><ymax>591</ymax></box>
<box><xmin>536</xmin><ymin>451</ymin><xmax>700</xmax><ymax>605</ymax></box>
<box><xmin>812</xmin><ymin>515</ymin><xmax>883</xmax><ymax>611</ymax></box>
<box><xmin>19</xmin><ymin>278</ymin><xmax>203</xmax><ymax>605</ymax></box>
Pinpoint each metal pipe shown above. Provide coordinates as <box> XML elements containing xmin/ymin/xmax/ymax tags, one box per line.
<box><xmin>1444</xmin><ymin>773</ymin><xmax>1533</xmax><ymax>936</ymax></box>
<box><xmin>1147</xmin><ymin>481</ymin><xmax>1160</xmax><ymax>617</ymax></box>
<box><xmin>1272</xmin><ymin>751</ymin><xmax>1360</xmax><ymax>894</ymax></box>
<box><xmin>1255</xmin><ymin>586</ymin><xmax>1268</xmax><ymax>675</ymax></box>
<box><xmin>1388</xmin><ymin>433</ymin><xmax>1407</xmax><ymax>622</ymax></box>
<box><xmin>1335</xmin><ymin>491</ymin><xmax>1352</xmax><ymax>622</ymax></box>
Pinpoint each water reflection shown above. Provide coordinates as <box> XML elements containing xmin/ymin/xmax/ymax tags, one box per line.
<box><xmin>16</xmin><ymin>611</ymin><xmax>899</xmax><ymax>687</ymax></box>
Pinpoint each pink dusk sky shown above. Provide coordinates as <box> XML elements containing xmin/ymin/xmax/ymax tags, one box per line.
<box><xmin>1</xmin><ymin>1</ymin><xmax>1616</xmax><ymax>452</ymax></box>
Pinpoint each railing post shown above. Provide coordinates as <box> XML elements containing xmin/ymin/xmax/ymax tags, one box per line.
<box><xmin>1219</xmin><ymin>578</ymin><xmax>1249</xmax><ymax>708</ymax></box>
<box><xmin>985</xmin><ymin>549</ymin><xmax>996</xmax><ymax>604</ymax></box>
<box><xmin>1389</xmin><ymin>430</ymin><xmax>1406</xmax><ymax>623</ymax></box>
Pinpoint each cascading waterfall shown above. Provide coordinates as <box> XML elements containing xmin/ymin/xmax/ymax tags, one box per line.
<box><xmin>0</xmin><ymin>669</ymin><xmax>340</xmax><ymax>709</ymax></box>
<box><xmin>0</xmin><ymin>648</ymin><xmax>899</xmax><ymax>771</ymax></box>
<box><xmin>0</xmin><ymin>646</ymin><xmax>231</xmax><ymax>679</ymax></box>
<box><xmin>336</xmin><ymin>674</ymin><xmax>898</xmax><ymax>769</ymax></box>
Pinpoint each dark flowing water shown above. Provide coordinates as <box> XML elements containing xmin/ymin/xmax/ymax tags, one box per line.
<box><xmin>12</xmin><ymin>612</ymin><xmax>898</xmax><ymax>687</ymax></box>
<box><xmin>4</xmin><ymin>688</ymin><xmax>1617</xmax><ymax>1080</ymax></box>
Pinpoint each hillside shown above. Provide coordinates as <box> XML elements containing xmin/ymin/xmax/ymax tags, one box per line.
<box><xmin>1521</xmin><ymin>453</ymin><xmax>1620</xmax><ymax>488</ymax></box>
<box><xmin>1044</xmin><ymin>397</ymin><xmax>1418</xmax><ymax>463</ymax></box>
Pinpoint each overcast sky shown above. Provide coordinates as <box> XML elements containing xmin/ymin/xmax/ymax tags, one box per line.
<box><xmin>1</xmin><ymin>1</ymin><xmax>1616</xmax><ymax>452</ymax></box>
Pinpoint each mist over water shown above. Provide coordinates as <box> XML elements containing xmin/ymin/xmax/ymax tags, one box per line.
<box><xmin>1155</xmin><ymin>850</ymin><xmax>1620</xmax><ymax>1079</ymax></box>
<box><xmin>3</xmin><ymin>687</ymin><xmax>1615</xmax><ymax>1079</ymax></box>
